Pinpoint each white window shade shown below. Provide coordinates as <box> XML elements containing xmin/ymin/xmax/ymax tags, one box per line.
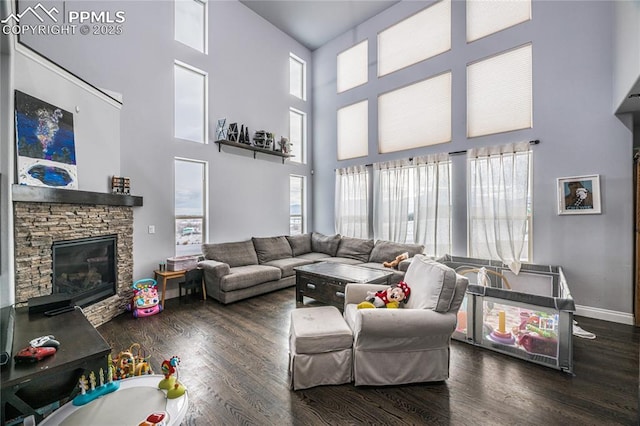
<box><xmin>174</xmin><ymin>62</ymin><xmax>207</xmax><ymax>143</ymax></box>
<box><xmin>467</xmin><ymin>44</ymin><xmax>532</xmax><ymax>138</ymax></box>
<box><xmin>289</xmin><ymin>108</ymin><xmax>305</xmax><ymax>163</ymax></box>
<box><xmin>290</xmin><ymin>54</ymin><xmax>305</xmax><ymax>100</ymax></box>
<box><xmin>337</xmin><ymin>40</ymin><xmax>368</xmax><ymax>93</ymax></box>
<box><xmin>467</xmin><ymin>0</ymin><xmax>531</xmax><ymax>43</ymax></box>
<box><xmin>175</xmin><ymin>0</ymin><xmax>206</xmax><ymax>53</ymax></box>
<box><xmin>378</xmin><ymin>72</ymin><xmax>452</xmax><ymax>154</ymax></box>
<box><xmin>337</xmin><ymin>100</ymin><xmax>368</xmax><ymax>160</ymax></box>
<box><xmin>378</xmin><ymin>0</ymin><xmax>451</xmax><ymax>77</ymax></box>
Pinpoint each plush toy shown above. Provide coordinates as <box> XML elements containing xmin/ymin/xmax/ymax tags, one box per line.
<box><xmin>357</xmin><ymin>281</ymin><xmax>411</xmax><ymax>309</ymax></box>
<box><xmin>383</xmin><ymin>252</ymin><xmax>409</xmax><ymax>269</ymax></box>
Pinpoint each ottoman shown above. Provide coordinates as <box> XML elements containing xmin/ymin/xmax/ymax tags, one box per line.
<box><xmin>289</xmin><ymin>306</ymin><xmax>353</xmax><ymax>390</ymax></box>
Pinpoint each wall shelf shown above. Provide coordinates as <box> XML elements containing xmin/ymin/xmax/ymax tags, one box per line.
<box><xmin>12</xmin><ymin>184</ymin><xmax>143</xmax><ymax>207</ymax></box>
<box><xmin>215</xmin><ymin>140</ymin><xmax>293</xmax><ymax>164</ymax></box>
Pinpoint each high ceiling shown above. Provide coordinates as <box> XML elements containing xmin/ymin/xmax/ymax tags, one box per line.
<box><xmin>239</xmin><ymin>0</ymin><xmax>400</xmax><ymax>51</ymax></box>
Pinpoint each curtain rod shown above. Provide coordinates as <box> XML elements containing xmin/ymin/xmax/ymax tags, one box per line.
<box><xmin>350</xmin><ymin>139</ymin><xmax>541</xmax><ymax>168</ymax></box>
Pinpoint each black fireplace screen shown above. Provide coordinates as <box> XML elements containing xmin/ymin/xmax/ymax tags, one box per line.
<box><xmin>52</xmin><ymin>235</ymin><xmax>117</xmax><ymax>307</ymax></box>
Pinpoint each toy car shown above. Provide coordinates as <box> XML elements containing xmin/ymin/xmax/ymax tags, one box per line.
<box><xmin>127</xmin><ymin>278</ymin><xmax>163</xmax><ymax>318</ymax></box>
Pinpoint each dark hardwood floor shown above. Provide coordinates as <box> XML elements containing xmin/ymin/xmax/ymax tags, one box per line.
<box><xmin>97</xmin><ymin>287</ymin><xmax>640</xmax><ymax>425</ymax></box>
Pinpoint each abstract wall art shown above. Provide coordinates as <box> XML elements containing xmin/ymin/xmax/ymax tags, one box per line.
<box><xmin>15</xmin><ymin>90</ymin><xmax>78</xmax><ymax>189</ymax></box>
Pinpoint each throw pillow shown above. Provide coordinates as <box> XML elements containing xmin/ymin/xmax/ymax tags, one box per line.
<box><xmin>368</xmin><ymin>240</ymin><xmax>424</xmax><ymax>264</ymax></box>
<box><xmin>335</xmin><ymin>236</ymin><xmax>374</xmax><ymax>263</ymax></box>
<box><xmin>252</xmin><ymin>236</ymin><xmax>293</xmax><ymax>264</ymax></box>
<box><xmin>201</xmin><ymin>240</ymin><xmax>258</xmax><ymax>267</ymax></box>
<box><xmin>311</xmin><ymin>232</ymin><xmax>341</xmax><ymax>257</ymax></box>
<box><xmin>403</xmin><ymin>255</ymin><xmax>457</xmax><ymax>312</ymax></box>
<box><xmin>286</xmin><ymin>233</ymin><xmax>312</xmax><ymax>256</ymax></box>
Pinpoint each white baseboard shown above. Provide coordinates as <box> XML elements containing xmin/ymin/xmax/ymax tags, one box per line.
<box><xmin>574</xmin><ymin>304</ymin><xmax>635</xmax><ymax>325</ymax></box>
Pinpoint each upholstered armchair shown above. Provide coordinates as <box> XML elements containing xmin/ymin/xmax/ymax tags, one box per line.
<box><xmin>343</xmin><ymin>255</ymin><xmax>468</xmax><ymax>386</ymax></box>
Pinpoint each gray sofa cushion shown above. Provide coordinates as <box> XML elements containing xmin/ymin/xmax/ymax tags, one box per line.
<box><xmin>219</xmin><ymin>265</ymin><xmax>282</xmax><ymax>292</ymax></box>
<box><xmin>311</xmin><ymin>232</ymin><xmax>341</xmax><ymax>256</ymax></box>
<box><xmin>202</xmin><ymin>240</ymin><xmax>258</xmax><ymax>267</ymax></box>
<box><xmin>252</xmin><ymin>236</ymin><xmax>292</xmax><ymax>264</ymax></box>
<box><xmin>295</xmin><ymin>252</ymin><xmax>332</xmax><ymax>261</ymax></box>
<box><xmin>263</xmin><ymin>257</ymin><xmax>315</xmax><ymax>278</ymax></box>
<box><xmin>286</xmin><ymin>233</ymin><xmax>312</xmax><ymax>256</ymax></box>
<box><xmin>335</xmin><ymin>236</ymin><xmax>374</xmax><ymax>263</ymax></box>
<box><xmin>368</xmin><ymin>240</ymin><xmax>424</xmax><ymax>264</ymax></box>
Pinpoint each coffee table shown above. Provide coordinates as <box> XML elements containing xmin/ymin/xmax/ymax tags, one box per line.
<box><xmin>294</xmin><ymin>262</ymin><xmax>394</xmax><ymax>310</ymax></box>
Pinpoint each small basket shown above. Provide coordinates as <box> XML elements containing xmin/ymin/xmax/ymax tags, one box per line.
<box><xmin>166</xmin><ymin>255</ymin><xmax>199</xmax><ymax>271</ymax></box>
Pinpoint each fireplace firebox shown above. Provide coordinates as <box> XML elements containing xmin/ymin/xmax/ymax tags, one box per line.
<box><xmin>52</xmin><ymin>235</ymin><xmax>117</xmax><ymax>307</ymax></box>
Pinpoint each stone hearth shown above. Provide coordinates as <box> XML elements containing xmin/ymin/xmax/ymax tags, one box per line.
<box><xmin>13</xmin><ymin>185</ymin><xmax>142</xmax><ymax>327</ymax></box>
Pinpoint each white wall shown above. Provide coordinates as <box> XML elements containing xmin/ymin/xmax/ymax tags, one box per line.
<box><xmin>18</xmin><ymin>0</ymin><xmax>313</xmax><ymax>297</ymax></box>
<box><xmin>312</xmin><ymin>1</ymin><xmax>634</xmax><ymax>323</ymax></box>
<box><xmin>0</xmin><ymin>0</ymin><xmax>122</xmax><ymax>306</ymax></box>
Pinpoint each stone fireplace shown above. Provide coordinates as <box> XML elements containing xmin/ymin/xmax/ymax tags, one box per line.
<box><xmin>13</xmin><ymin>185</ymin><xmax>142</xmax><ymax>327</ymax></box>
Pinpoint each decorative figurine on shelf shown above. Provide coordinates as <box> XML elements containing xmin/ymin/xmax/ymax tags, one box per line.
<box><xmin>239</xmin><ymin>125</ymin><xmax>245</xmax><ymax>144</ymax></box>
<box><xmin>158</xmin><ymin>355</ymin><xmax>187</xmax><ymax>399</ymax></box>
<box><xmin>216</xmin><ymin>118</ymin><xmax>227</xmax><ymax>140</ymax></box>
<box><xmin>228</xmin><ymin>123</ymin><xmax>238</xmax><ymax>142</ymax></box>
<box><xmin>278</xmin><ymin>137</ymin><xmax>291</xmax><ymax>154</ymax></box>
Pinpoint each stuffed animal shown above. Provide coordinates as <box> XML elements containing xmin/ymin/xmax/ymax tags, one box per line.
<box><xmin>383</xmin><ymin>252</ymin><xmax>409</xmax><ymax>269</ymax></box>
<box><xmin>357</xmin><ymin>281</ymin><xmax>411</xmax><ymax>309</ymax></box>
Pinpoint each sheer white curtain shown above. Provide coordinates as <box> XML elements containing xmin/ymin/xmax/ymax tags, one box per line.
<box><xmin>468</xmin><ymin>141</ymin><xmax>531</xmax><ymax>273</ymax></box>
<box><xmin>335</xmin><ymin>165</ymin><xmax>369</xmax><ymax>238</ymax></box>
<box><xmin>413</xmin><ymin>153</ymin><xmax>451</xmax><ymax>257</ymax></box>
<box><xmin>373</xmin><ymin>160</ymin><xmax>411</xmax><ymax>242</ymax></box>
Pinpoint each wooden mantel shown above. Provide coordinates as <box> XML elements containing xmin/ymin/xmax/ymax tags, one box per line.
<box><xmin>12</xmin><ymin>184</ymin><xmax>143</xmax><ymax>207</ymax></box>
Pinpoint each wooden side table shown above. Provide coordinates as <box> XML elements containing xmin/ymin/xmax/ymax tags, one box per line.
<box><xmin>154</xmin><ymin>270</ymin><xmax>185</xmax><ymax>309</ymax></box>
<box><xmin>154</xmin><ymin>269</ymin><xmax>206</xmax><ymax>308</ymax></box>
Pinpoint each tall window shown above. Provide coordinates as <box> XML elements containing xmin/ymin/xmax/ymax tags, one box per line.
<box><xmin>290</xmin><ymin>175</ymin><xmax>305</xmax><ymax>235</ymax></box>
<box><xmin>378</xmin><ymin>72</ymin><xmax>451</xmax><ymax>153</ymax></box>
<box><xmin>467</xmin><ymin>0</ymin><xmax>531</xmax><ymax>43</ymax></box>
<box><xmin>290</xmin><ymin>53</ymin><xmax>306</xmax><ymax>100</ymax></box>
<box><xmin>175</xmin><ymin>158</ymin><xmax>207</xmax><ymax>256</ymax></box>
<box><xmin>373</xmin><ymin>160</ymin><xmax>411</xmax><ymax>243</ymax></box>
<box><xmin>378</xmin><ymin>0</ymin><xmax>451</xmax><ymax>77</ymax></box>
<box><xmin>289</xmin><ymin>108</ymin><xmax>306</xmax><ymax>163</ymax></box>
<box><xmin>412</xmin><ymin>154</ymin><xmax>452</xmax><ymax>256</ymax></box>
<box><xmin>467</xmin><ymin>44</ymin><xmax>532</xmax><ymax>138</ymax></box>
<box><xmin>335</xmin><ymin>166</ymin><xmax>369</xmax><ymax>238</ymax></box>
<box><xmin>337</xmin><ymin>40</ymin><xmax>368</xmax><ymax>93</ymax></box>
<box><xmin>175</xmin><ymin>0</ymin><xmax>207</xmax><ymax>53</ymax></box>
<box><xmin>337</xmin><ymin>100</ymin><xmax>368</xmax><ymax>160</ymax></box>
<box><xmin>468</xmin><ymin>142</ymin><xmax>532</xmax><ymax>272</ymax></box>
<box><xmin>174</xmin><ymin>61</ymin><xmax>207</xmax><ymax>143</ymax></box>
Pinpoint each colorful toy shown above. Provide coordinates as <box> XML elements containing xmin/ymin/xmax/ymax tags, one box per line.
<box><xmin>139</xmin><ymin>412</ymin><xmax>168</xmax><ymax>426</ymax></box>
<box><xmin>73</xmin><ymin>363</ymin><xmax>120</xmax><ymax>406</ymax></box>
<box><xmin>127</xmin><ymin>278</ymin><xmax>163</xmax><ymax>318</ymax></box>
<box><xmin>112</xmin><ymin>343</ymin><xmax>154</xmax><ymax>380</ymax></box>
<box><xmin>357</xmin><ymin>281</ymin><xmax>411</xmax><ymax>309</ymax></box>
<box><xmin>158</xmin><ymin>355</ymin><xmax>186</xmax><ymax>399</ymax></box>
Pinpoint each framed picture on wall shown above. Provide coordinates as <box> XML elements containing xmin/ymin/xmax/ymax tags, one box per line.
<box><xmin>557</xmin><ymin>174</ymin><xmax>601</xmax><ymax>215</ymax></box>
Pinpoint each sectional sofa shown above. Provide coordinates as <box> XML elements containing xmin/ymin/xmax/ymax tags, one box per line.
<box><xmin>198</xmin><ymin>232</ymin><xmax>424</xmax><ymax>304</ymax></box>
